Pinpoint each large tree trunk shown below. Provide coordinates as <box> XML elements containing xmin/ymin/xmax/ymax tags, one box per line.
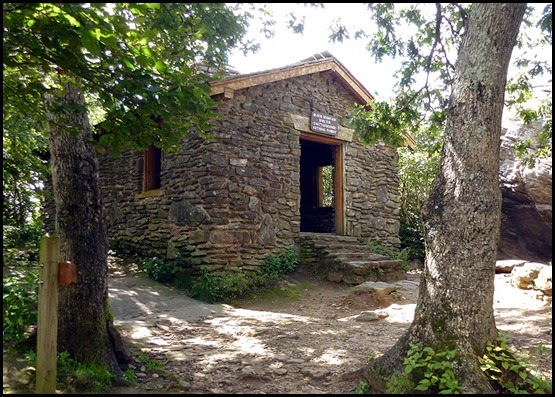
<box><xmin>47</xmin><ymin>79</ymin><xmax>125</xmax><ymax>374</ymax></box>
<box><xmin>363</xmin><ymin>3</ymin><xmax>526</xmax><ymax>393</ymax></box>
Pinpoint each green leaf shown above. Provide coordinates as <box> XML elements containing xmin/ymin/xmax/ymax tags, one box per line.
<box><xmin>63</xmin><ymin>13</ymin><xmax>81</xmax><ymax>27</ymax></box>
<box><xmin>155</xmin><ymin>60</ymin><xmax>166</xmax><ymax>74</ymax></box>
<box><xmin>122</xmin><ymin>57</ymin><xmax>135</xmax><ymax>70</ymax></box>
<box><xmin>510</xmin><ymin>364</ymin><xmax>522</xmax><ymax>371</ymax></box>
<box><xmin>80</xmin><ymin>27</ymin><xmax>101</xmax><ymax>56</ymax></box>
<box><xmin>100</xmin><ymin>33</ymin><xmax>118</xmax><ymax>48</ymax></box>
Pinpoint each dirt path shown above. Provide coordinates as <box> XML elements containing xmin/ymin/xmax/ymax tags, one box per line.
<box><xmin>3</xmin><ymin>262</ymin><xmax>551</xmax><ymax>394</ymax></box>
<box><xmin>106</xmin><ymin>264</ymin><xmax>552</xmax><ymax>394</ymax></box>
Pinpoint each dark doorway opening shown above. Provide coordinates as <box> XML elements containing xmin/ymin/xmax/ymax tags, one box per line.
<box><xmin>300</xmin><ymin>139</ymin><xmax>337</xmax><ymax>233</ymax></box>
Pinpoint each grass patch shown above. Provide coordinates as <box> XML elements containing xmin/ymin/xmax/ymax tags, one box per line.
<box><xmin>233</xmin><ymin>280</ymin><xmax>314</xmax><ymax>306</ymax></box>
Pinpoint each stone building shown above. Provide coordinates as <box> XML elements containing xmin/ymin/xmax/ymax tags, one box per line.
<box><xmin>99</xmin><ymin>52</ymin><xmax>406</xmax><ymax>277</ymax></box>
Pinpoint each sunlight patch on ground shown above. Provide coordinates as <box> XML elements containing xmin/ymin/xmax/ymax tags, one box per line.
<box><xmin>203</xmin><ymin>317</ymin><xmax>270</xmax><ymax>355</ymax></box>
<box><xmin>206</xmin><ymin>317</ymin><xmax>262</xmax><ymax>337</ymax></box>
<box><xmin>383</xmin><ymin>303</ymin><xmax>416</xmax><ymax>323</ymax></box>
<box><xmin>231</xmin><ymin>336</ymin><xmax>267</xmax><ymax>355</ymax></box>
<box><xmin>108</xmin><ymin>287</ymin><xmax>139</xmax><ymax>297</ymax></box>
<box><xmin>154</xmin><ymin>314</ymin><xmax>184</xmax><ymax>324</ymax></box>
<box><xmin>109</xmin><ymin>287</ymin><xmax>156</xmax><ymax>315</ymax></box>
<box><xmin>300</xmin><ymin>346</ymin><xmax>316</xmax><ymax>355</ymax></box>
<box><xmin>130</xmin><ymin>326</ymin><xmax>152</xmax><ymax>339</ymax></box>
<box><xmin>312</xmin><ymin>349</ymin><xmax>348</xmax><ymax>365</ymax></box>
<box><xmin>309</xmin><ymin>329</ymin><xmax>342</xmax><ymax>336</ymax></box>
<box><xmin>336</xmin><ymin>315</ymin><xmax>360</xmax><ymax>322</ymax></box>
<box><xmin>110</xmin><ymin>285</ymin><xmax>162</xmax><ymax>298</ymax></box>
<box><xmin>182</xmin><ymin>336</ymin><xmax>221</xmax><ymax>348</ymax></box>
<box><xmin>226</xmin><ymin>307</ymin><xmax>314</xmax><ymax>323</ymax></box>
<box><xmin>196</xmin><ymin>350</ymin><xmax>246</xmax><ymax>365</ymax></box>
<box><xmin>119</xmin><ymin>323</ymin><xmax>154</xmax><ymax>339</ymax></box>
<box><xmin>129</xmin><ymin>299</ymin><xmax>154</xmax><ymax>315</ymax></box>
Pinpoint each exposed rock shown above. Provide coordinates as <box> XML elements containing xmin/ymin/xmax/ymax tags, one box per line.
<box><xmin>353</xmin><ymin>281</ymin><xmax>397</xmax><ymax>295</ymax></box>
<box><xmin>496</xmin><ymin>259</ymin><xmax>527</xmax><ymax>274</ymax></box>
<box><xmin>300</xmin><ymin>367</ymin><xmax>330</xmax><ymax>380</ymax></box>
<box><xmin>354</xmin><ymin>311</ymin><xmax>380</xmax><ymax>322</ymax></box>
<box><xmin>510</xmin><ymin>262</ymin><xmax>548</xmax><ymax>289</ymax></box>
<box><xmin>272</xmin><ymin>368</ymin><xmax>288</xmax><ymax>375</ymax></box>
<box><xmin>499</xmin><ymin>114</ymin><xmax>552</xmax><ymax>262</ymax></box>
<box><xmin>534</xmin><ymin>264</ymin><xmax>552</xmax><ymax>296</ymax></box>
<box><xmin>354</xmin><ymin>310</ymin><xmax>389</xmax><ymax>322</ymax></box>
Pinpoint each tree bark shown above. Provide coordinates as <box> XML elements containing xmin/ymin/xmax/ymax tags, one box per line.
<box><xmin>47</xmin><ymin>79</ymin><xmax>126</xmax><ymax>374</ymax></box>
<box><xmin>363</xmin><ymin>3</ymin><xmax>526</xmax><ymax>393</ymax></box>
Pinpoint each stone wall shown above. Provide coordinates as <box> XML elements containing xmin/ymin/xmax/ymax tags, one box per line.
<box><xmin>345</xmin><ymin>140</ymin><xmax>401</xmax><ymax>248</ymax></box>
<box><xmin>99</xmin><ymin>71</ymin><xmax>401</xmax><ymax>273</ymax></box>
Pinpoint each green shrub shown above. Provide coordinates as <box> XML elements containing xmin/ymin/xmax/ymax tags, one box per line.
<box><xmin>136</xmin><ymin>256</ymin><xmax>191</xmax><ymax>288</ymax></box>
<box><xmin>190</xmin><ymin>247</ymin><xmax>300</xmax><ymax>303</ymax></box>
<box><xmin>353</xmin><ymin>379</ymin><xmax>370</xmax><ymax>394</ymax></box>
<box><xmin>479</xmin><ymin>335</ymin><xmax>552</xmax><ymax>394</ymax></box>
<box><xmin>397</xmin><ymin>343</ymin><xmax>460</xmax><ymax>394</ymax></box>
<box><xmin>399</xmin><ymin>223</ymin><xmax>425</xmax><ymax>262</ymax></box>
<box><xmin>3</xmin><ymin>221</ymin><xmax>43</xmax><ymax>253</ymax></box>
<box><xmin>190</xmin><ymin>267</ymin><xmax>253</xmax><ymax>303</ymax></box>
<box><xmin>258</xmin><ymin>247</ymin><xmax>299</xmax><ymax>279</ymax></box>
<box><xmin>390</xmin><ymin>337</ymin><xmax>552</xmax><ymax>395</ymax></box>
<box><xmin>3</xmin><ymin>268</ymin><xmax>39</xmax><ymax>344</ymax></box>
<box><xmin>137</xmin><ymin>247</ymin><xmax>300</xmax><ymax>303</ymax></box>
<box><xmin>137</xmin><ymin>257</ymin><xmax>173</xmax><ymax>283</ymax></box>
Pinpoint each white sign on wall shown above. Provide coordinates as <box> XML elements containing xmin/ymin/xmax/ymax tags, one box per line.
<box><xmin>310</xmin><ymin>111</ymin><xmax>338</xmax><ymax>135</ymax></box>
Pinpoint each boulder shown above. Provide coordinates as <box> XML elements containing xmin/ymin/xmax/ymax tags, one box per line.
<box><xmin>510</xmin><ymin>262</ymin><xmax>547</xmax><ymax>289</ymax></box>
<box><xmin>498</xmin><ymin>114</ymin><xmax>552</xmax><ymax>262</ymax></box>
<box><xmin>534</xmin><ymin>264</ymin><xmax>552</xmax><ymax>296</ymax></box>
<box><xmin>495</xmin><ymin>259</ymin><xmax>526</xmax><ymax>274</ymax></box>
<box><xmin>353</xmin><ymin>281</ymin><xmax>397</xmax><ymax>295</ymax></box>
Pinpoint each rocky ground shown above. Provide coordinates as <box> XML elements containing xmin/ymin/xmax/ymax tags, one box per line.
<box><xmin>3</xmin><ymin>260</ymin><xmax>552</xmax><ymax>394</ymax></box>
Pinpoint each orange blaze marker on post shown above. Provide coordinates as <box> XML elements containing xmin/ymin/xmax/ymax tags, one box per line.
<box><xmin>58</xmin><ymin>261</ymin><xmax>77</xmax><ymax>286</ymax></box>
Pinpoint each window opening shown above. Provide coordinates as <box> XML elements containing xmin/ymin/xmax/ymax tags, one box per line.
<box><xmin>143</xmin><ymin>145</ymin><xmax>161</xmax><ymax>191</ymax></box>
<box><xmin>318</xmin><ymin>165</ymin><xmax>334</xmax><ymax>207</ymax></box>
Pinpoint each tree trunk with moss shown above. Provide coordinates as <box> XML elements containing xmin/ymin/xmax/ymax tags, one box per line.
<box><xmin>363</xmin><ymin>3</ymin><xmax>526</xmax><ymax>393</ymax></box>
<box><xmin>47</xmin><ymin>78</ymin><xmax>127</xmax><ymax>374</ymax></box>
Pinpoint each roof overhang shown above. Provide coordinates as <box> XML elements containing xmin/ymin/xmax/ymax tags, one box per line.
<box><xmin>210</xmin><ymin>56</ymin><xmax>374</xmax><ymax>106</ymax></box>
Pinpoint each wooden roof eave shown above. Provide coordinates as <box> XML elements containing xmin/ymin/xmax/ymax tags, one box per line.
<box><xmin>209</xmin><ymin>58</ymin><xmax>375</xmax><ymax>106</ymax></box>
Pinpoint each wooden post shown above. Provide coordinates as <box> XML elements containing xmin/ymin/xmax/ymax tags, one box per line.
<box><xmin>36</xmin><ymin>234</ymin><xmax>59</xmax><ymax>394</ymax></box>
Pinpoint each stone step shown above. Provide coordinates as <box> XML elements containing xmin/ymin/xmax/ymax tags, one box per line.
<box><xmin>312</xmin><ymin>242</ymin><xmax>371</xmax><ymax>251</ymax></box>
<box><xmin>345</xmin><ymin>260</ymin><xmax>404</xmax><ymax>274</ymax></box>
<box><xmin>298</xmin><ymin>232</ymin><xmax>407</xmax><ymax>284</ymax></box>
<box><xmin>332</xmin><ymin>252</ymin><xmax>390</xmax><ymax>262</ymax></box>
<box><xmin>331</xmin><ymin>260</ymin><xmax>406</xmax><ymax>285</ymax></box>
<box><xmin>299</xmin><ymin>232</ymin><xmax>364</xmax><ymax>244</ymax></box>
